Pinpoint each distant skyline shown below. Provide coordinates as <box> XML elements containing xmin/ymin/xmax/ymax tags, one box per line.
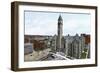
<box><xmin>24</xmin><ymin>11</ymin><xmax>91</xmax><ymax>36</ymax></box>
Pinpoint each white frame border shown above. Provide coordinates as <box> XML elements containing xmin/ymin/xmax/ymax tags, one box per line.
<box><xmin>18</xmin><ymin>5</ymin><xmax>96</xmax><ymax>68</ymax></box>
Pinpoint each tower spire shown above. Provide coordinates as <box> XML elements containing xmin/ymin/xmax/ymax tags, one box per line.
<box><xmin>58</xmin><ymin>14</ymin><xmax>63</xmax><ymax>21</ymax></box>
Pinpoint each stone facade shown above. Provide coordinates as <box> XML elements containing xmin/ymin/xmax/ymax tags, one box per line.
<box><xmin>50</xmin><ymin>33</ymin><xmax>90</xmax><ymax>59</ymax></box>
<box><xmin>64</xmin><ymin>34</ymin><xmax>85</xmax><ymax>59</ymax></box>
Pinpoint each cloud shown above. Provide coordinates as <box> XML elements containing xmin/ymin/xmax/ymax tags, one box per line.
<box><xmin>25</xmin><ymin>17</ymin><xmax>57</xmax><ymax>35</ymax></box>
<box><xmin>63</xmin><ymin>14</ymin><xmax>91</xmax><ymax>35</ymax></box>
<box><xmin>25</xmin><ymin>11</ymin><xmax>91</xmax><ymax>36</ymax></box>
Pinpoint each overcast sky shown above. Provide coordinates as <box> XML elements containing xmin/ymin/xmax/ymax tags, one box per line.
<box><xmin>24</xmin><ymin>11</ymin><xmax>91</xmax><ymax>36</ymax></box>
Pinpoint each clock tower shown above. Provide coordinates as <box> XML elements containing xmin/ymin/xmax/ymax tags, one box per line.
<box><xmin>57</xmin><ymin>15</ymin><xmax>63</xmax><ymax>51</ymax></box>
